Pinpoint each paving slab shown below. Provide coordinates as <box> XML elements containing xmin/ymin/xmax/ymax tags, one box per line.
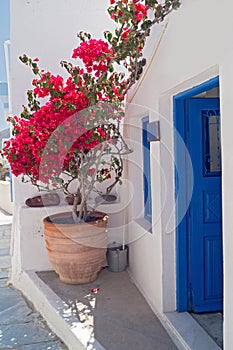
<box><xmin>0</xmin><ymin>255</ymin><xmax>11</xmax><ymax>269</ymax></box>
<box><xmin>0</xmin><ymin>287</ymin><xmax>39</xmax><ymax>324</ymax></box>
<box><xmin>0</xmin><ymin>238</ymin><xmax>10</xmax><ymax>247</ymax></box>
<box><xmin>0</xmin><ymin>278</ymin><xmax>8</xmax><ymax>287</ymax></box>
<box><xmin>0</xmin><ymin>246</ymin><xmax>10</xmax><ymax>256</ymax></box>
<box><xmin>0</xmin><ymin>271</ymin><xmax>9</xmax><ymax>279</ymax></box>
<box><xmin>22</xmin><ymin>340</ymin><xmax>68</xmax><ymax>349</ymax></box>
<box><xmin>0</xmin><ymin>289</ymin><xmax>68</xmax><ymax>350</ymax></box>
<box><xmin>0</xmin><ymin>224</ymin><xmax>12</xmax><ymax>238</ymax></box>
<box><xmin>0</xmin><ymin>286</ymin><xmax>67</xmax><ymax>349</ymax></box>
<box><xmin>0</xmin><ymin>321</ymin><xmax>58</xmax><ymax>348</ymax></box>
<box><xmin>0</xmin><ymin>210</ymin><xmax>68</xmax><ymax>350</ymax></box>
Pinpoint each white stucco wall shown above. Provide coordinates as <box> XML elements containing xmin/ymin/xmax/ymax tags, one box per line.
<box><xmin>0</xmin><ymin>180</ymin><xmax>12</xmax><ymax>214</ymax></box>
<box><xmin>11</xmin><ymin>0</ymin><xmax>114</xmax><ymax>115</ymax></box>
<box><xmin>10</xmin><ymin>1</ymin><xmax>126</xmax><ymax>276</ymax></box>
<box><xmin>10</xmin><ymin>0</ymin><xmax>233</xmax><ymax>347</ymax></box>
<box><xmin>126</xmin><ymin>0</ymin><xmax>233</xmax><ymax>348</ymax></box>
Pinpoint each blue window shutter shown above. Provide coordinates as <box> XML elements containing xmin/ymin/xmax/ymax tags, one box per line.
<box><xmin>142</xmin><ymin>117</ymin><xmax>152</xmax><ymax>222</ymax></box>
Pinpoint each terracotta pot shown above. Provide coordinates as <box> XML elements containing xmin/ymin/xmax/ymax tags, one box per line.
<box><xmin>43</xmin><ymin>211</ymin><xmax>108</xmax><ymax>284</ymax></box>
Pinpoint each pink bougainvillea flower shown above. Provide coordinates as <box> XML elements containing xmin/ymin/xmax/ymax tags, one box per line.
<box><xmin>121</xmin><ymin>28</ymin><xmax>130</xmax><ymax>39</ymax></box>
<box><xmin>2</xmin><ymin>0</ymin><xmax>180</xmax><ymax>223</ymax></box>
<box><xmin>72</xmin><ymin>39</ymin><xmax>114</xmax><ymax>74</ymax></box>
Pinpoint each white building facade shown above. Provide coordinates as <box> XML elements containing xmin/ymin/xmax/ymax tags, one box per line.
<box><xmin>9</xmin><ymin>0</ymin><xmax>233</xmax><ymax>348</ymax></box>
<box><xmin>126</xmin><ymin>0</ymin><xmax>233</xmax><ymax>348</ymax></box>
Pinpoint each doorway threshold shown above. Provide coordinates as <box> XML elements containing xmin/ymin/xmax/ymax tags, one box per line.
<box><xmin>164</xmin><ymin>311</ymin><xmax>221</xmax><ymax>350</ymax></box>
<box><xmin>190</xmin><ymin>312</ymin><xmax>223</xmax><ymax>348</ymax></box>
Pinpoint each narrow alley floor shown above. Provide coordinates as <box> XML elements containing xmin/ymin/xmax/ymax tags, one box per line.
<box><xmin>0</xmin><ymin>208</ymin><xmax>68</xmax><ymax>349</ymax></box>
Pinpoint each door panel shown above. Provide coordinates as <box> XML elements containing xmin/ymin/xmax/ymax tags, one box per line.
<box><xmin>187</xmin><ymin>98</ymin><xmax>223</xmax><ymax>313</ymax></box>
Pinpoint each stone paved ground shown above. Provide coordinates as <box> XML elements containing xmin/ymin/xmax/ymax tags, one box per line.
<box><xmin>0</xmin><ymin>211</ymin><xmax>68</xmax><ymax>349</ymax></box>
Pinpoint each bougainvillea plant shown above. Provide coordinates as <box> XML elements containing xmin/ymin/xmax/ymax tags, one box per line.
<box><xmin>2</xmin><ymin>0</ymin><xmax>180</xmax><ymax>223</ymax></box>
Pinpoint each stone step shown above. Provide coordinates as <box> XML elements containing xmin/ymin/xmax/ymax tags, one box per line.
<box><xmin>0</xmin><ymin>279</ymin><xmax>8</xmax><ymax>287</ymax></box>
<box><xmin>0</xmin><ymin>224</ymin><xmax>12</xmax><ymax>239</ymax></box>
<box><xmin>0</xmin><ymin>271</ymin><xmax>9</xmax><ymax>279</ymax></box>
<box><xmin>0</xmin><ymin>256</ymin><xmax>11</xmax><ymax>270</ymax></box>
<box><xmin>0</xmin><ymin>248</ymin><xmax>10</xmax><ymax>257</ymax></box>
<box><xmin>0</xmin><ymin>237</ymin><xmax>10</xmax><ymax>246</ymax></box>
<box><xmin>0</xmin><ymin>239</ymin><xmax>10</xmax><ymax>257</ymax></box>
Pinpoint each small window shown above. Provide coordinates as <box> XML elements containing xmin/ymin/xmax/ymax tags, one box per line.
<box><xmin>142</xmin><ymin>117</ymin><xmax>152</xmax><ymax>222</ymax></box>
<box><xmin>202</xmin><ymin>109</ymin><xmax>221</xmax><ymax>176</ymax></box>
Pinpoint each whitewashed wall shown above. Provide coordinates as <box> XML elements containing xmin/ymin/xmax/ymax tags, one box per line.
<box><xmin>10</xmin><ymin>0</ymin><xmax>233</xmax><ymax>347</ymax></box>
<box><xmin>10</xmin><ymin>0</ymin><xmax>125</xmax><ymax>276</ymax></box>
<box><xmin>11</xmin><ymin>0</ymin><xmax>116</xmax><ymax>203</ymax></box>
<box><xmin>126</xmin><ymin>0</ymin><xmax>233</xmax><ymax>348</ymax></box>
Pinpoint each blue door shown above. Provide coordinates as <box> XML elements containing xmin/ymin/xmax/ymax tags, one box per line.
<box><xmin>188</xmin><ymin>98</ymin><xmax>223</xmax><ymax>312</ymax></box>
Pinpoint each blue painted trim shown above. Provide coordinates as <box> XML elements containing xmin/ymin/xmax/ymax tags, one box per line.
<box><xmin>142</xmin><ymin>116</ymin><xmax>152</xmax><ymax>223</ymax></box>
<box><xmin>175</xmin><ymin>76</ymin><xmax>219</xmax><ymax>100</ymax></box>
<box><xmin>174</xmin><ymin>76</ymin><xmax>219</xmax><ymax>312</ymax></box>
<box><xmin>174</xmin><ymin>99</ymin><xmax>186</xmax><ymax>311</ymax></box>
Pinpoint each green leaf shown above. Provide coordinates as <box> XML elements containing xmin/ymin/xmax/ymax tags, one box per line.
<box><xmin>141</xmin><ymin>20</ymin><xmax>152</xmax><ymax>30</ymax></box>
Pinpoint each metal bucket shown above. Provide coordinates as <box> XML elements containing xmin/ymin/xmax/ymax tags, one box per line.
<box><xmin>107</xmin><ymin>243</ymin><xmax>128</xmax><ymax>272</ymax></box>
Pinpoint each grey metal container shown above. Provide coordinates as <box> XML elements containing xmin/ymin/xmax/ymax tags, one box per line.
<box><xmin>107</xmin><ymin>243</ymin><xmax>128</xmax><ymax>272</ymax></box>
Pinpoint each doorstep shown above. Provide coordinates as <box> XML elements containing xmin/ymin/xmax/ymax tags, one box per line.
<box><xmin>164</xmin><ymin>311</ymin><xmax>222</xmax><ymax>350</ymax></box>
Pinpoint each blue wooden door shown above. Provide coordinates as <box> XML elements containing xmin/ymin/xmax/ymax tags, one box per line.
<box><xmin>188</xmin><ymin>98</ymin><xmax>223</xmax><ymax>313</ymax></box>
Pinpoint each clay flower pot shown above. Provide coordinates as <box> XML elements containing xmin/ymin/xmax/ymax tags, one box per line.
<box><xmin>43</xmin><ymin>211</ymin><xmax>108</xmax><ymax>284</ymax></box>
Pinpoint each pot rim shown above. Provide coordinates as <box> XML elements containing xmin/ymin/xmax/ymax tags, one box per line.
<box><xmin>43</xmin><ymin>211</ymin><xmax>108</xmax><ymax>226</ymax></box>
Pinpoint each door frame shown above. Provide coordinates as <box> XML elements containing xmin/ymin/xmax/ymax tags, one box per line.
<box><xmin>174</xmin><ymin>76</ymin><xmax>220</xmax><ymax>311</ymax></box>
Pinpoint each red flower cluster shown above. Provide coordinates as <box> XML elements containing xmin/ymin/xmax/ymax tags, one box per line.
<box><xmin>4</xmin><ymin>109</ymin><xmax>111</xmax><ymax>183</ymax></box>
<box><xmin>72</xmin><ymin>39</ymin><xmax>114</xmax><ymax>77</ymax></box>
<box><xmin>134</xmin><ymin>2</ymin><xmax>148</xmax><ymax>21</ymax></box>
<box><xmin>3</xmin><ymin>42</ymin><xmax>128</xmax><ymax>183</ymax></box>
<box><xmin>110</xmin><ymin>0</ymin><xmax>148</xmax><ymax>23</ymax></box>
<box><xmin>3</xmin><ymin>70</ymin><xmax>92</xmax><ymax>182</ymax></box>
<box><xmin>2</xmin><ymin>0</ymin><xmax>179</xmax><ymax>195</ymax></box>
<box><xmin>121</xmin><ymin>28</ymin><xmax>131</xmax><ymax>42</ymax></box>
